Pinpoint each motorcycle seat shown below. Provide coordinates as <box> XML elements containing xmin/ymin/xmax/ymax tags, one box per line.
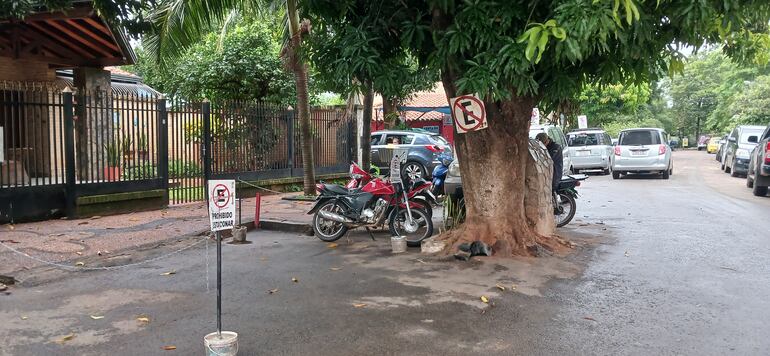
<box><xmin>321</xmin><ymin>184</ymin><xmax>356</xmax><ymax>196</ymax></box>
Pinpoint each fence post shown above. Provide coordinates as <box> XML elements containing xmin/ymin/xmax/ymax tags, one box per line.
<box><xmin>287</xmin><ymin>111</ymin><xmax>295</xmax><ymax>176</ymax></box>
<box><xmin>157</xmin><ymin>96</ymin><xmax>169</xmax><ymax>204</ymax></box>
<box><xmin>202</xmin><ymin>100</ymin><xmax>212</xmax><ymax>205</ymax></box>
<box><xmin>63</xmin><ymin>88</ymin><xmax>77</xmax><ymax>219</ymax></box>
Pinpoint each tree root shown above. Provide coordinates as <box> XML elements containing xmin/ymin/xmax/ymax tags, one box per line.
<box><xmin>435</xmin><ymin>218</ymin><xmax>572</xmax><ymax>257</ymax></box>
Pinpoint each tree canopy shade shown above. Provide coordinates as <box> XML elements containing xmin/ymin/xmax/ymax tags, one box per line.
<box><xmin>132</xmin><ymin>22</ymin><xmax>296</xmax><ymax>104</ymax></box>
<box><xmin>303</xmin><ymin>0</ymin><xmax>770</xmax><ymax>255</ymax></box>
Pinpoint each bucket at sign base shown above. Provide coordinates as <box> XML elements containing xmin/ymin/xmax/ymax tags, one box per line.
<box><xmin>391</xmin><ymin>236</ymin><xmax>407</xmax><ymax>253</ymax></box>
<box><xmin>204</xmin><ymin>331</ymin><xmax>238</xmax><ymax>356</ymax></box>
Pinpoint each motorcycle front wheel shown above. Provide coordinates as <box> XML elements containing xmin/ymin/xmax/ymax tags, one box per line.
<box><xmin>555</xmin><ymin>193</ymin><xmax>576</xmax><ymax>228</ymax></box>
<box><xmin>312</xmin><ymin>200</ymin><xmax>349</xmax><ymax>242</ymax></box>
<box><xmin>388</xmin><ymin>208</ymin><xmax>433</xmax><ymax>247</ymax></box>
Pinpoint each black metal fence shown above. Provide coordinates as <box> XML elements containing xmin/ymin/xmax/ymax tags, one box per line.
<box><xmin>1</xmin><ymin>83</ymin><xmax>356</xmax><ymax>222</ymax></box>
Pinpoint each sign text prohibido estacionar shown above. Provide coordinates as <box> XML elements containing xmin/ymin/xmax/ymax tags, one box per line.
<box><xmin>208</xmin><ymin>180</ymin><xmax>236</xmax><ymax>232</ymax></box>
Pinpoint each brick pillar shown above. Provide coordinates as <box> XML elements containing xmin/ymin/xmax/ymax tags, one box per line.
<box><xmin>73</xmin><ymin>67</ymin><xmax>112</xmax><ymax>182</ymax></box>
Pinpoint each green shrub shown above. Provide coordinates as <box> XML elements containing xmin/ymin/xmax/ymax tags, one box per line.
<box><xmin>169</xmin><ymin>159</ymin><xmax>203</xmax><ymax>178</ymax></box>
<box><xmin>122</xmin><ymin>162</ymin><xmax>157</xmax><ymax>180</ymax></box>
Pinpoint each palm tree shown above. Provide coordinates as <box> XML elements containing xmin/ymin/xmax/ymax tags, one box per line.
<box><xmin>144</xmin><ymin>0</ymin><xmax>316</xmax><ymax>196</ymax></box>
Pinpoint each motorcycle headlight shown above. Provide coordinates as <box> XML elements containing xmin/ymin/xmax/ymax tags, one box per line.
<box><xmin>736</xmin><ymin>149</ymin><xmax>750</xmax><ymax>159</ymax></box>
<box><xmin>448</xmin><ymin>161</ymin><xmax>461</xmax><ymax>177</ymax></box>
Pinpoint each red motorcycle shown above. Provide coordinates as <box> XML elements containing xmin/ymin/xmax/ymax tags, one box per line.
<box><xmin>308</xmin><ymin>163</ymin><xmax>434</xmax><ymax>246</ymax></box>
<box><xmin>345</xmin><ymin>162</ymin><xmax>437</xmax><ymax>217</ymax></box>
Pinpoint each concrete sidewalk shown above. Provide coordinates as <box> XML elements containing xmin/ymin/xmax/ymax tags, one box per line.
<box><xmin>0</xmin><ymin>194</ymin><xmax>314</xmax><ymax>276</ymax></box>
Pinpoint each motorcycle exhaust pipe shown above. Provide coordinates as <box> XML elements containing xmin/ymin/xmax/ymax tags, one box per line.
<box><xmin>318</xmin><ymin>210</ymin><xmax>354</xmax><ymax>224</ymax></box>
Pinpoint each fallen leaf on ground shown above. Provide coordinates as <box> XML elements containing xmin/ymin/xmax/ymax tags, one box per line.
<box><xmin>583</xmin><ymin>316</ymin><xmax>597</xmax><ymax>321</ymax></box>
<box><xmin>624</xmin><ymin>251</ymin><xmax>629</xmax><ymax>257</ymax></box>
<box><xmin>137</xmin><ymin>316</ymin><xmax>150</xmax><ymax>323</ymax></box>
<box><xmin>76</xmin><ymin>252</ymin><xmax>83</xmax><ymax>255</ymax></box>
<box><xmin>7</xmin><ymin>225</ymin><xmax>14</xmax><ymax>230</ymax></box>
<box><xmin>90</xmin><ymin>315</ymin><xmax>104</xmax><ymax>320</ymax></box>
<box><xmin>91</xmin><ymin>216</ymin><xmax>101</xmax><ymax>220</ymax></box>
<box><xmin>268</xmin><ymin>288</ymin><xmax>279</xmax><ymax>294</ymax></box>
<box><xmin>353</xmin><ymin>303</ymin><xmax>366</xmax><ymax>308</ymax></box>
<box><xmin>511</xmin><ymin>284</ymin><xmax>517</xmax><ymax>290</ymax></box>
<box><xmin>129</xmin><ymin>218</ymin><xmax>139</xmax><ymax>222</ymax></box>
<box><xmin>291</xmin><ymin>277</ymin><xmax>299</xmax><ymax>283</ymax></box>
<box><xmin>160</xmin><ymin>271</ymin><xmax>176</xmax><ymax>276</ymax></box>
<box><xmin>20</xmin><ymin>316</ymin><xmax>28</xmax><ymax>320</ymax></box>
<box><xmin>480</xmin><ymin>296</ymin><xmax>489</xmax><ymax>303</ymax></box>
<box><xmin>75</xmin><ymin>262</ymin><xmax>85</xmax><ymax>267</ymax></box>
<box><xmin>77</xmin><ymin>221</ymin><xmax>89</xmax><ymax>225</ymax></box>
<box><xmin>329</xmin><ymin>267</ymin><xmax>342</xmax><ymax>271</ymax></box>
<box><xmin>57</xmin><ymin>333</ymin><xmax>76</xmax><ymax>343</ymax></box>
<box><xmin>162</xmin><ymin>346</ymin><xmax>177</xmax><ymax>350</ymax></box>
<box><xmin>495</xmin><ymin>284</ymin><xmax>506</xmax><ymax>291</ymax></box>
<box><xmin>1</xmin><ymin>240</ymin><xmax>20</xmax><ymax>244</ymax></box>
<box><xmin>327</xmin><ymin>243</ymin><xmax>338</xmax><ymax>249</ymax></box>
<box><xmin>78</xmin><ymin>232</ymin><xmax>89</xmax><ymax>235</ymax></box>
<box><xmin>0</xmin><ymin>283</ymin><xmax>6</xmax><ymax>291</ymax></box>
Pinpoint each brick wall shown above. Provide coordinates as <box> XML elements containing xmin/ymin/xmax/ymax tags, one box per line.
<box><xmin>0</xmin><ymin>57</ymin><xmax>56</xmax><ymax>82</ymax></box>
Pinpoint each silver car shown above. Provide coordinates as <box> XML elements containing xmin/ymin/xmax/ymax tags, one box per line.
<box><xmin>612</xmin><ymin>128</ymin><xmax>673</xmax><ymax>180</ymax></box>
<box><xmin>528</xmin><ymin>124</ymin><xmax>572</xmax><ymax>175</ymax></box>
<box><xmin>566</xmin><ymin>129</ymin><xmax>614</xmax><ymax>175</ymax></box>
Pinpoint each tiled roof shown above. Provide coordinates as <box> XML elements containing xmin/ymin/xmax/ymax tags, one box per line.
<box><xmin>374</xmin><ymin>82</ymin><xmax>449</xmax><ymax>121</ymax></box>
<box><xmin>104</xmin><ymin>66</ymin><xmax>140</xmax><ymax>79</ymax></box>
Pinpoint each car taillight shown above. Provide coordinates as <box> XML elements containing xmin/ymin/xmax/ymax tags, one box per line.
<box><xmin>425</xmin><ymin>145</ymin><xmax>442</xmax><ymax>153</ymax></box>
<box><xmin>575</xmin><ymin>181</ymin><xmax>581</xmax><ymax>187</ymax></box>
<box><xmin>614</xmin><ymin>146</ymin><xmax>621</xmax><ymax>156</ymax></box>
<box><xmin>765</xmin><ymin>142</ymin><xmax>770</xmax><ymax>164</ymax></box>
<box><xmin>659</xmin><ymin>145</ymin><xmax>667</xmax><ymax>155</ymax></box>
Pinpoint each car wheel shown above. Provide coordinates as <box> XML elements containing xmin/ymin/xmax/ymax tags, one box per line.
<box><xmin>724</xmin><ymin>161</ymin><xmax>731</xmax><ymax>174</ymax></box>
<box><xmin>612</xmin><ymin>171</ymin><xmax>620</xmax><ymax>180</ymax></box>
<box><xmin>603</xmin><ymin>167</ymin><xmax>611</xmax><ymax>175</ymax></box>
<box><xmin>747</xmin><ymin>175</ymin><xmax>754</xmax><ymax>188</ymax></box>
<box><xmin>730</xmin><ymin>159</ymin><xmax>740</xmax><ymax>177</ymax></box>
<box><xmin>662</xmin><ymin>169</ymin><xmax>670</xmax><ymax>180</ymax></box>
<box><xmin>401</xmin><ymin>161</ymin><xmax>426</xmax><ymax>181</ymax></box>
<box><xmin>753</xmin><ymin>182</ymin><xmax>769</xmax><ymax>197</ymax></box>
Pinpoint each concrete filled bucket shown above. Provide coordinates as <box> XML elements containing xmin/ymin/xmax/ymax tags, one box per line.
<box><xmin>204</xmin><ymin>331</ymin><xmax>238</xmax><ymax>356</ymax></box>
<box><xmin>391</xmin><ymin>235</ymin><xmax>407</xmax><ymax>253</ymax></box>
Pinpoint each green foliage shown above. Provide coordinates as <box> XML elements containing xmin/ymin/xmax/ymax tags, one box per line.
<box><xmin>577</xmin><ymin>83</ymin><xmax>652</xmax><ymax>127</ymax></box>
<box><xmin>104</xmin><ymin>143</ymin><xmax>121</xmax><ymax>167</ymax></box>
<box><xmin>169</xmin><ymin>159</ymin><xmax>202</xmax><ymax>179</ymax></box>
<box><xmin>134</xmin><ymin>21</ymin><xmax>295</xmax><ymax>104</ymax></box>
<box><xmin>120</xmin><ymin>136</ymin><xmax>133</xmax><ymax>156</ymax></box>
<box><xmin>728</xmin><ymin>75</ymin><xmax>770</xmax><ymax>126</ymax></box>
<box><xmin>122</xmin><ymin>162</ymin><xmax>157</xmax><ymax>180</ymax></box>
<box><xmin>137</xmin><ymin>133</ymin><xmax>149</xmax><ymax>151</ymax></box>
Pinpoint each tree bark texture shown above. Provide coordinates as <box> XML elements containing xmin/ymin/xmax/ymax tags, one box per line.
<box><xmin>361</xmin><ymin>83</ymin><xmax>374</xmax><ymax>169</ymax></box>
<box><xmin>382</xmin><ymin>97</ymin><xmax>399</xmax><ymax>129</ymax></box>
<box><xmin>438</xmin><ymin>78</ymin><xmax>561</xmax><ymax>256</ymax></box>
<box><xmin>286</xmin><ymin>0</ymin><xmax>316</xmax><ymax>196</ymax></box>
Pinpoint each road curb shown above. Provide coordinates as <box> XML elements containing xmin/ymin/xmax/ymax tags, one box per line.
<box><xmin>238</xmin><ymin>219</ymin><xmax>313</xmax><ymax>236</ymax></box>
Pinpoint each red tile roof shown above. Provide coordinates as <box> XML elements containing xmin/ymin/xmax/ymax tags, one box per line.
<box><xmin>374</xmin><ymin>82</ymin><xmax>449</xmax><ymax>121</ymax></box>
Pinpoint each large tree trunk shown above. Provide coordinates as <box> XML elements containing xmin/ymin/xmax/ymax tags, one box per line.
<box><xmin>439</xmin><ymin>78</ymin><xmax>561</xmax><ymax>256</ymax></box>
<box><xmin>361</xmin><ymin>82</ymin><xmax>374</xmax><ymax>169</ymax></box>
<box><xmin>287</xmin><ymin>0</ymin><xmax>315</xmax><ymax>196</ymax></box>
<box><xmin>382</xmin><ymin>96</ymin><xmax>399</xmax><ymax>129</ymax></box>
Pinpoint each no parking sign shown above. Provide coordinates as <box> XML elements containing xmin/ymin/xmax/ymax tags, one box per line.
<box><xmin>450</xmin><ymin>94</ymin><xmax>488</xmax><ymax>134</ymax></box>
<box><xmin>208</xmin><ymin>180</ymin><xmax>236</xmax><ymax>232</ymax></box>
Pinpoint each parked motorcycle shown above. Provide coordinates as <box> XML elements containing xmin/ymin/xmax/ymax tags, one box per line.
<box><xmin>345</xmin><ymin>162</ymin><xmax>436</xmax><ymax>217</ymax></box>
<box><xmin>431</xmin><ymin>153</ymin><xmax>453</xmax><ymax>197</ymax></box>
<box><xmin>553</xmin><ymin>174</ymin><xmax>588</xmax><ymax>227</ymax></box>
<box><xmin>309</xmin><ymin>167</ymin><xmax>434</xmax><ymax>246</ymax></box>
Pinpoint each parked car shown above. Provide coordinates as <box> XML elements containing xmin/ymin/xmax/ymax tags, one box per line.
<box><xmin>716</xmin><ymin>135</ymin><xmax>728</xmax><ymax>162</ymax></box>
<box><xmin>746</xmin><ymin>124</ymin><xmax>770</xmax><ymax>196</ymax></box>
<box><xmin>566</xmin><ymin>128</ymin><xmax>613</xmax><ymax>174</ymax></box>
<box><xmin>370</xmin><ymin>130</ymin><xmax>453</xmax><ymax>181</ymax></box>
<box><xmin>706</xmin><ymin>137</ymin><xmax>721</xmax><ymax>154</ymax></box>
<box><xmin>611</xmin><ymin>128</ymin><xmax>673</xmax><ymax>179</ymax></box>
<box><xmin>697</xmin><ymin>135</ymin><xmax>711</xmax><ymax>151</ymax></box>
<box><xmin>529</xmin><ymin>124</ymin><xmax>573</xmax><ymax>175</ymax></box>
<box><xmin>722</xmin><ymin>125</ymin><xmax>765</xmax><ymax>177</ymax></box>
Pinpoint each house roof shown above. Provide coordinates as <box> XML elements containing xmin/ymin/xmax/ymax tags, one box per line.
<box><xmin>374</xmin><ymin>82</ymin><xmax>450</xmax><ymax>121</ymax></box>
<box><xmin>0</xmin><ymin>1</ymin><xmax>136</xmax><ymax>67</ymax></box>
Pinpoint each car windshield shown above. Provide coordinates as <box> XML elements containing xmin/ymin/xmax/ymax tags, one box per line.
<box><xmin>619</xmin><ymin>130</ymin><xmax>661</xmax><ymax>146</ymax></box>
<box><xmin>568</xmin><ymin>133</ymin><xmax>601</xmax><ymax>146</ymax></box>
<box><xmin>740</xmin><ymin>129</ymin><xmax>764</xmax><ymax>144</ymax></box>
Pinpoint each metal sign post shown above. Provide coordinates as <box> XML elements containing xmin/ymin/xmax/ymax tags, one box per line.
<box><xmin>207</xmin><ymin>180</ymin><xmax>236</xmax><ymax>337</ymax></box>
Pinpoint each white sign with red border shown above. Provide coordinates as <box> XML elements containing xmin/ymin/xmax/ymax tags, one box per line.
<box><xmin>208</xmin><ymin>179</ymin><xmax>236</xmax><ymax>232</ymax></box>
<box><xmin>450</xmin><ymin>94</ymin><xmax>487</xmax><ymax>134</ymax></box>
<box><xmin>577</xmin><ymin>115</ymin><xmax>588</xmax><ymax>129</ymax></box>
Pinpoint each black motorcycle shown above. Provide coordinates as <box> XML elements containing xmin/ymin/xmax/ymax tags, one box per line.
<box><xmin>554</xmin><ymin>174</ymin><xmax>588</xmax><ymax>227</ymax></box>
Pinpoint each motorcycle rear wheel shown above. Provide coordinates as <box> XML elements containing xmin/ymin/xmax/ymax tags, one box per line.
<box><xmin>555</xmin><ymin>193</ymin><xmax>576</xmax><ymax>228</ymax></box>
<box><xmin>312</xmin><ymin>201</ymin><xmax>349</xmax><ymax>242</ymax></box>
<box><xmin>388</xmin><ymin>208</ymin><xmax>433</xmax><ymax>247</ymax></box>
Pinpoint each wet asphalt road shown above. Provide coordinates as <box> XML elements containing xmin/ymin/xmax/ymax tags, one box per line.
<box><xmin>1</xmin><ymin>150</ymin><xmax>769</xmax><ymax>355</ymax></box>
